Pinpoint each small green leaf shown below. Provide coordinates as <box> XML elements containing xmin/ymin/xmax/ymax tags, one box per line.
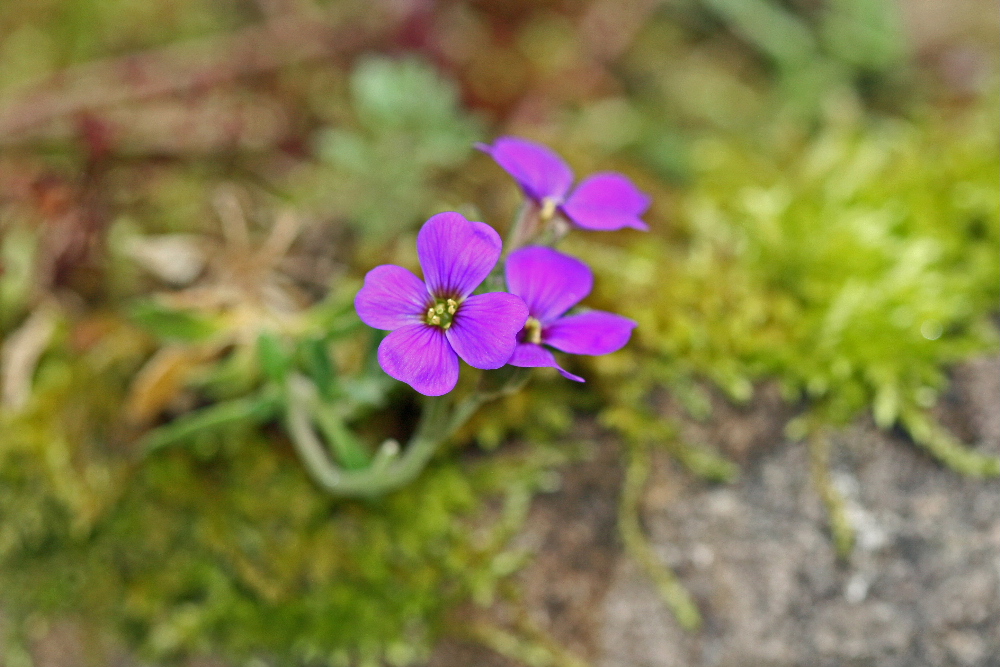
<box><xmin>127</xmin><ymin>300</ymin><xmax>218</xmax><ymax>342</ymax></box>
<box><xmin>872</xmin><ymin>383</ymin><xmax>899</xmax><ymax>429</ymax></box>
<box><xmin>257</xmin><ymin>332</ymin><xmax>292</xmax><ymax>383</ymax></box>
<box><xmin>140</xmin><ymin>389</ymin><xmax>282</xmax><ymax>455</ymax></box>
<box><xmin>298</xmin><ymin>337</ymin><xmax>336</xmax><ymax>398</ymax></box>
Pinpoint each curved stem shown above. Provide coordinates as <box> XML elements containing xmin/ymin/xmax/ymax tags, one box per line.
<box><xmin>446</xmin><ymin>393</ymin><xmax>488</xmax><ymax>434</ymax></box>
<box><xmin>901</xmin><ymin>406</ymin><xmax>1000</xmax><ymax>478</ymax></box>
<box><xmin>619</xmin><ymin>440</ymin><xmax>702</xmax><ymax>630</ymax></box>
<box><xmin>503</xmin><ymin>200</ymin><xmax>537</xmax><ymax>257</ymax></box>
<box><xmin>311</xmin><ymin>401</ymin><xmax>371</xmax><ymax>470</ymax></box>
<box><xmin>284</xmin><ymin>374</ymin><xmax>487</xmax><ymax>497</ymax></box>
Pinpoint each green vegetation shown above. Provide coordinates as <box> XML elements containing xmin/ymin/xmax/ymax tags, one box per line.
<box><xmin>582</xmin><ymin>101</ymin><xmax>999</xmax><ymax>557</ymax></box>
<box><xmin>0</xmin><ymin>0</ymin><xmax>997</xmax><ymax>663</ymax></box>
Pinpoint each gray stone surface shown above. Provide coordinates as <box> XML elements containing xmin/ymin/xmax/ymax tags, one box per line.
<box><xmin>599</xmin><ymin>358</ymin><xmax>1000</xmax><ymax>667</ymax></box>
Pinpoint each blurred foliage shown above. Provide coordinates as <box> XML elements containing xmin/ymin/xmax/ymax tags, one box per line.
<box><xmin>0</xmin><ymin>257</ymin><xmax>575</xmax><ymax>662</ymax></box>
<box><xmin>698</xmin><ymin>0</ymin><xmax>908</xmax><ymax>113</ymax></box>
<box><xmin>2</xmin><ymin>385</ymin><xmax>575</xmax><ymax>665</ymax></box>
<box><xmin>303</xmin><ymin>56</ymin><xmax>483</xmax><ymax>242</ymax></box>
<box><xmin>580</xmin><ymin>99</ymin><xmax>999</xmax><ymax>478</ymax></box>
<box><xmin>0</xmin><ymin>0</ymin><xmax>998</xmax><ymax>663</ymax></box>
<box><xmin>0</xmin><ymin>224</ymin><xmax>38</xmax><ymax>331</ymax></box>
<box><xmin>0</xmin><ymin>47</ymin><xmax>531</xmax><ymax>667</ymax></box>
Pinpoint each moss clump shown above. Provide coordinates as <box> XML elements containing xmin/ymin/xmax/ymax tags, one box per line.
<box><xmin>1</xmin><ymin>348</ymin><xmax>575</xmax><ymax>664</ymax></box>
<box><xmin>572</xmin><ymin>101</ymin><xmax>998</xmax><ymax>560</ymax></box>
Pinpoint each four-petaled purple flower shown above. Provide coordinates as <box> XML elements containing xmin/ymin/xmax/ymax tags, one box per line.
<box><xmin>504</xmin><ymin>246</ymin><xmax>636</xmax><ymax>381</ymax></box>
<box><xmin>355</xmin><ymin>212</ymin><xmax>529</xmax><ymax>396</ymax></box>
<box><xmin>478</xmin><ymin>136</ymin><xmax>651</xmax><ymax>232</ymax></box>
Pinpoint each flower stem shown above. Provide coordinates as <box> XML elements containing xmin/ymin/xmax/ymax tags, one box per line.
<box><xmin>808</xmin><ymin>428</ymin><xmax>854</xmax><ymax>559</ymax></box>
<box><xmin>504</xmin><ymin>200</ymin><xmax>541</xmax><ymax>256</ymax></box>
<box><xmin>284</xmin><ymin>374</ymin><xmax>489</xmax><ymax>497</ymax></box>
<box><xmin>311</xmin><ymin>401</ymin><xmax>371</xmax><ymax>470</ymax></box>
<box><xmin>532</xmin><ymin>217</ymin><xmax>571</xmax><ymax>247</ymax></box>
<box><xmin>619</xmin><ymin>440</ymin><xmax>702</xmax><ymax>630</ymax></box>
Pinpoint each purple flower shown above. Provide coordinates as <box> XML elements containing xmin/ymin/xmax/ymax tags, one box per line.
<box><xmin>504</xmin><ymin>246</ymin><xmax>636</xmax><ymax>381</ymax></box>
<box><xmin>477</xmin><ymin>136</ymin><xmax>651</xmax><ymax>232</ymax></box>
<box><xmin>355</xmin><ymin>212</ymin><xmax>529</xmax><ymax>396</ymax></box>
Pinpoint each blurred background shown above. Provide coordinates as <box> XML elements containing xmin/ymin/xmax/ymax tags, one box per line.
<box><xmin>0</xmin><ymin>0</ymin><xmax>997</xmax><ymax>665</ymax></box>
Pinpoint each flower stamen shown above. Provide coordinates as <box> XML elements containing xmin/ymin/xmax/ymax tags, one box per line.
<box><xmin>524</xmin><ymin>316</ymin><xmax>543</xmax><ymax>344</ymax></box>
<box><xmin>425</xmin><ymin>298</ymin><xmax>460</xmax><ymax>330</ymax></box>
<box><xmin>540</xmin><ymin>198</ymin><xmax>558</xmax><ymax>222</ymax></box>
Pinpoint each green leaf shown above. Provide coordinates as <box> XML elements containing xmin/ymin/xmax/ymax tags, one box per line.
<box><xmin>298</xmin><ymin>337</ymin><xmax>336</xmax><ymax>399</ymax></box>
<box><xmin>127</xmin><ymin>300</ymin><xmax>218</xmax><ymax>342</ymax></box>
<box><xmin>872</xmin><ymin>383</ymin><xmax>899</xmax><ymax>428</ymax></box>
<box><xmin>256</xmin><ymin>332</ymin><xmax>292</xmax><ymax>383</ymax></box>
<box><xmin>351</xmin><ymin>56</ymin><xmax>462</xmax><ymax>131</ymax></box>
<box><xmin>140</xmin><ymin>389</ymin><xmax>283</xmax><ymax>455</ymax></box>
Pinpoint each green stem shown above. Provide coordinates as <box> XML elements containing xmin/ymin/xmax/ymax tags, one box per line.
<box><xmin>531</xmin><ymin>217</ymin><xmax>571</xmax><ymax>247</ymax></box>
<box><xmin>901</xmin><ymin>407</ymin><xmax>1000</xmax><ymax>478</ymax></box>
<box><xmin>662</xmin><ymin>437</ymin><xmax>739</xmax><ymax>483</ymax></box>
<box><xmin>140</xmin><ymin>388</ymin><xmax>282</xmax><ymax>454</ymax></box>
<box><xmin>290</xmin><ymin>377</ymin><xmax>371</xmax><ymax>470</ymax></box>
<box><xmin>284</xmin><ymin>374</ymin><xmax>487</xmax><ymax>497</ymax></box>
<box><xmin>312</xmin><ymin>403</ymin><xmax>371</xmax><ymax>470</ymax></box>
<box><xmin>808</xmin><ymin>429</ymin><xmax>854</xmax><ymax>559</ymax></box>
<box><xmin>503</xmin><ymin>200</ymin><xmax>538</xmax><ymax>256</ymax></box>
<box><xmin>446</xmin><ymin>393</ymin><xmax>488</xmax><ymax>434</ymax></box>
<box><xmin>468</xmin><ymin>615</ymin><xmax>591</xmax><ymax>667</ymax></box>
<box><xmin>483</xmin><ymin>202</ymin><xmax>536</xmax><ymax>293</ymax></box>
<box><xmin>619</xmin><ymin>441</ymin><xmax>702</xmax><ymax>630</ymax></box>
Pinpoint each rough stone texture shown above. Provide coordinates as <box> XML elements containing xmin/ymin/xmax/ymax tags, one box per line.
<box><xmin>514</xmin><ymin>426</ymin><xmax>625</xmax><ymax>660</ymax></box>
<box><xmin>598</xmin><ymin>357</ymin><xmax>1000</xmax><ymax>667</ymax></box>
<box><xmin>946</xmin><ymin>357</ymin><xmax>1000</xmax><ymax>449</ymax></box>
<box><xmin>599</xmin><ymin>438</ymin><xmax>999</xmax><ymax>667</ymax></box>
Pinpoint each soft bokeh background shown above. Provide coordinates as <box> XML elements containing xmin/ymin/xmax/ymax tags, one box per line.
<box><xmin>0</xmin><ymin>0</ymin><xmax>997</xmax><ymax>665</ymax></box>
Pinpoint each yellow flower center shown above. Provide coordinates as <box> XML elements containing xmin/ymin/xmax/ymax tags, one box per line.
<box><xmin>425</xmin><ymin>298</ymin><xmax>459</xmax><ymax>330</ymax></box>
<box><xmin>539</xmin><ymin>198</ymin><xmax>559</xmax><ymax>222</ymax></box>
<box><xmin>523</xmin><ymin>316</ymin><xmax>543</xmax><ymax>344</ymax></box>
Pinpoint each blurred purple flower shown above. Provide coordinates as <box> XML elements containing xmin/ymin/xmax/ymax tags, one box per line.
<box><xmin>477</xmin><ymin>136</ymin><xmax>651</xmax><ymax>231</ymax></box>
<box><xmin>355</xmin><ymin>212</ymin><xmax>529</xmax><ymax>396</ymax></box>
<box><xmin>504</xmin><ymin>246</ymin><xmax>636</xmax><ymax>381</ymax></box>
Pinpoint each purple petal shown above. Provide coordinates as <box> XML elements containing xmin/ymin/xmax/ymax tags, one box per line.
<box><xmin>417</xmin><ymin>212</ymin><xmax>502</xmax><ymax>299</ymax></box>
<box><xmin>508</xmin><ymin>343</ymin><xmax>585</xmax><ymax>382</ymax></box>
<box><xmin>355</xmin><ymin>265</ymin><xmax>430</xmax><ymax>330</ymax></box>
<box><xmin>543</xmin><ymin>311</ymin><xmax>636</xmax><ymax>356</ymax></box>
<box><xmin>505</xmin><ymin>246</ymin><xmax>593</xmax><ymax>324</ymax></box>
<box><xmin>446</xmin><ymin>293</ymin><xmax>528</xmax><ymax>369</ymax></box>
<box><xmin>377</xmin><ymin>324</ymin><xmax>460</xmax><ymax>396</ymax></box>
<box><xmin>477</xmin><ymin>136</ymin><xmax>574</xmax><ymax>202</ymax></box>
<box><xmin>560</xmin><ymin>172</ymin><xmax>651</xmax><ymax>231</ymax></box>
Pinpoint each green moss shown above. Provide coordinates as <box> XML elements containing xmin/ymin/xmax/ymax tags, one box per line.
<box><xmin>2</xmin><ymin>365</ymin><xmax>575</xmax><ymax>663</ymax></box>
<box><xmin>577</xmin><ymin>101</ymin><xmax>999</xmax><ymax>477</ymax></box>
